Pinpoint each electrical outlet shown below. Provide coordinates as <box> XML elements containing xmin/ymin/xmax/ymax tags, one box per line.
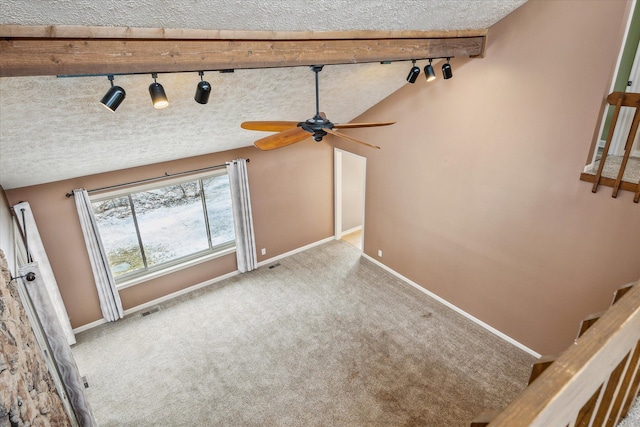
<box><xmin>378</xmin><ymin>249</ymin><xmax>383</xmax><ymax>257</ymax></box>
<box><xmin>261</xmin><ymin>248</ymin><xmax>266</xmax><ymax>256</ymax></box>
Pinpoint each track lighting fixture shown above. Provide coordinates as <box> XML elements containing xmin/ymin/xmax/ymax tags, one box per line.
<box><xmin>424</xmin><ymin>59</ymin><xmax>436</xmax><ymax>82</ymax></box>
<box><xmin>194</xmin><ymin>71</ymin><xmax>211</xmax><ymax>104</ymax></box>
<box><xmin>100</xmin><ymin>75</ymin><xmax>126</xmax><ymax>112</ymax></box>
<box><xmin>442</xmin><ymin>58</ymin><xmax>453</xmax><ymax>80</ymax></box>
<box><xmin>149</xmin><ymin>73</ymin><xmax>169</xmax><ymax>109</ymax></box>
<box><xmin>406</xmin><ymin>60</ymin><xmax>420</xmax><ymax>84</ymax></box>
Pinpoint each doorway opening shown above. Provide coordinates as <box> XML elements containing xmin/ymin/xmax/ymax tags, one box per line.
<box><xmin>334</xmin><ymin>149</ymin><xmax>366</xmax><ymax>251</ymax></box>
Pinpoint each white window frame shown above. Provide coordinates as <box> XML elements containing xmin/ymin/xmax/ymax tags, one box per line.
<box><xmin>90</xmin><ymin>170</ymin><xmax>236</xmax><ymax>289</ymax></box>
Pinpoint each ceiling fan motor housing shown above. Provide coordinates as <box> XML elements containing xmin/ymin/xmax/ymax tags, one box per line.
<box><xmin>300</xmin><ymin>115</ymin><xmax>333</xmax><ymax>141</ymax></box>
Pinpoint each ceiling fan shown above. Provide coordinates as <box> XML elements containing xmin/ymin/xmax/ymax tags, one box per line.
<box><xmin>241</xmin><ymin>65</ymin><xmax>395</xmax><ymax>151</ymax></box>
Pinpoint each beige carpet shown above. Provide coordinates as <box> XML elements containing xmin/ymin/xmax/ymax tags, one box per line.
<box><xmin>72</xmin><ymin>240</ymin><xmax>535</xmax><ymax>426</ymax></box>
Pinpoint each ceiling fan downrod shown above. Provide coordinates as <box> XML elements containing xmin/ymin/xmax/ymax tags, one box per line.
<box><xmin>302</xmin><ymin>65</ymin><xmax>332</xmax><ymax>141</ymax></box>
<box><xmin>311</xmin><ymin>65</ymin><xmax>323</xmax><ymax>119</ymax></box>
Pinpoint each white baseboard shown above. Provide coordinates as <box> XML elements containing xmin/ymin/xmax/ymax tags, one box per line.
<box><xmin>362</xmin><ymin>253</ymin><xmax>541</xmax><ymax>358</ymax></box>
<box><xmin>72</xmin><ymin>318</ymin><xmax>107</xmax><ymax>335</ymax></box>
<box><xmin>73</xmin><ymin>269</ymin><xmax>241</xmax><ymax>335</ymax></box>
<box><xmin>74</xmin><ymin>236</ymin><xmax>336</xmax><ymax>335</ymax></box>
<box><xmin>256</xmin><ymin>236</ymin><xmax>335</xmax><ymax>268</ymax></box>
<box><xmin>75</xmin><ymin>235</ymin><xmax>540</xmax><ymax>359</ymax></box>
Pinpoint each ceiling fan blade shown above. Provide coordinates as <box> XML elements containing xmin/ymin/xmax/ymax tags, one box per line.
<box><xmin>333</xmin><ymin>121</ymin><xmax>396</xmax><ymax>129</ymax></box>
<box><xmin>241</xmin><ymin>121</ymin><xmax>300</xmax><ymax>132</ymax></box>
<box><xmin>254</xmin><ymin>127</ymin><xmax>311</xmax><ymax>150</ymax></box>
<box><xmin>324</xmin><ymin>128</ymin><xmax>380</xmax><ymax>150</ymax></box>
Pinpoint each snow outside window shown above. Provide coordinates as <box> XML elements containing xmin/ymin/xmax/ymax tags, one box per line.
<box><xmin>90</xmin><ymin>173</ymin><xmax>235</xmax><ymax>283</ymax></box>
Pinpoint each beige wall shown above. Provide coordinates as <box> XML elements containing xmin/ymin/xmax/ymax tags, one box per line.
<box><xmin>5</xmin><ymin>141</ymin><xmax>334</xmax><ymax>328</ymax></box>
<box><xmin>336</xmin><ymin>0</ymin><xmax>640</xmax><ymax>354</ymax></box>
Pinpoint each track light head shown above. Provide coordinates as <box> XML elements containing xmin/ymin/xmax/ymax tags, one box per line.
<box><xmin>100</xmin><ymin>75</ymin><xmax>126</xmax><ymax>112</ymax></box>
<box><xmin>406</xmin><ymin>60</ymin><xmax>420</xmax><ymax>84</ymax></box>
<box><xmin>194</xmin><ymin>71</ymin><xmax>211</xmax><ymax>104</ymax></box>
<box><xmin>149</xmin><ymin>73</ymin><xmax>169</xmax><ymax>109</ymax></box>
<box><xmin>424</xmin><ymin>59</ymin><xmax>436</xmax><ymax>82</ymax></box>
<box><xmin>442</xmin><ymin>58</ymin><xmax>453</xmax><ymax>80</ymax></box>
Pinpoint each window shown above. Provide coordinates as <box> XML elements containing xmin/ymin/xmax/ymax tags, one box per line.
<box><xmin>91</xmin><ymin>172</ymin><xmax>235</xmax><ymax>284</ymax></box>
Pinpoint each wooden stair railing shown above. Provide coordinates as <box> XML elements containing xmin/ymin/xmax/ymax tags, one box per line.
<box><xmin>470</xmin><ymin>280</ymin><xmax>640</xmax><ymax>426</ymax></box>
<box><xmin>580</xmin><ymin>92</ymin><xmax>640</xmax><ymax>203</ymax></box>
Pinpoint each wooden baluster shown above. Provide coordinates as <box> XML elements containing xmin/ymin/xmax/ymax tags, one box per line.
<box><xmin>606</xmin><ymin>341</ymin><xmax>640</xmax><ymax>426</ymax></box>
<box><xmin>574</xmin><ymin>386</ymin><xmax>603</xmax><ymax>426</ymax></box>
<box><xmin>593</xmin><ymin>94</ymin><xmax>624</xmax><ymax>193</ymax></box>
<box><xmin>568</xmin><ymin>313</ymin><xmax>606</xmax><ymax>425</ymax></box>
<box><xmin>599</xmin><ymin>283</ymin><xmax>640</xmax><ymax>426</ymax></box>
<box><xmin>575</xmin><ymin>282</ymin><xmax>640</xmax><ymax>426</ymax></box>
<box><xmin>591</xmin><ymin>351</ymin><xmax>632</xmax><ymax>426</ymax></box>
<box><xmin>612</xmin><ymin>106</ymin><xmax>640</xmax><ymax>198</ymax></box>
<box><xmin>620</xmin><ymin>339</ymin><xmax>640</xmax><ymax>419</ymax></box>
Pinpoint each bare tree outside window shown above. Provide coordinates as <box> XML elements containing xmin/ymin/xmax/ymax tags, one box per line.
<box><xmin>91</xmin><ymin>173</ymin><xmax>235</xmax><ymax>281</ymax></box>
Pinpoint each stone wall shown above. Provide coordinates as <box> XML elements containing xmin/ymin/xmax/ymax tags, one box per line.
<box><xmin>0</xmin><ymin>250</ymin><xmax>71</xmax><ymax>426</ymax></box>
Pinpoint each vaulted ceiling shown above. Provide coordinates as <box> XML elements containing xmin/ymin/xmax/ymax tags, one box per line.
<box><xmin>0</xmin><ymin>0</ymin><xmax>527</xmax><ymax>189</ymax></box>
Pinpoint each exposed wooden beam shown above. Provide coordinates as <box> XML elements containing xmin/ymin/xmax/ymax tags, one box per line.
<box><xmin>0</xmin><ymin>25</ymin><xmax>487</xmax><ymax>77</ymax></box>
<box><xmin>0</xmin><ymin>24</ymin><xmax>488</xmax><ymax>40</ymax></box>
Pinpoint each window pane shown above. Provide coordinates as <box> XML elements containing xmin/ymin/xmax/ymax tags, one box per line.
<box><xmin>203</xmin><ymin>175</ymin><xmax>236</xmax><ymax>245</ymax></box>
<box><xmin>131</xmin><ymin>181</ymin><xmax>209</xmax><ymax>266</ymax></box>
<box><xmin>92</xmin><ymin>197</ymin><xmax>144</xmax><ymax>277</ymax></box>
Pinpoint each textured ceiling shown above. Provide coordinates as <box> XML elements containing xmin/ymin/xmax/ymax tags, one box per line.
<box><xmin>1</xmin><ymin>0</ymin><xmax>526</xmax><ymax>32</ymax></box>
<box><xmin>0</xmin><ymin>0</ymin><xmax>527</xmax><ymax>189</ymax></box>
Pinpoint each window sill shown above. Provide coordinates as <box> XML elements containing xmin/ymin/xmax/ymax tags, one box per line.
<box><xmin>116</xmin><ymin>246</ymin><xmax>236</xmax><ymax>291</ymax></box>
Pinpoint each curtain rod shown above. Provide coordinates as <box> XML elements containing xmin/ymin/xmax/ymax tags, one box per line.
<box><xmin>65</xmin><ymin>159</ymin><xmax>249</xmax><ymax>198</ymax></box>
